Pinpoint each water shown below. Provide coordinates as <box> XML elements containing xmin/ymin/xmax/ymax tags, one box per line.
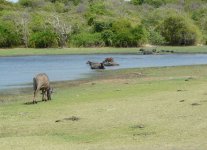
<box><xmin>1</xmin><ymin>54</ymin><xmax>207</xmax><ymax>90</ymax></box>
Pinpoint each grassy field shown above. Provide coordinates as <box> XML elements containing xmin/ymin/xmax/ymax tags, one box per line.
<box><xmin>0</xmin><ymin>46</ymin><xmax>207</xmax><ymax>56</ymax></box>
<box><xmin>1</xmin><ymin>65</ymin><xmax>207</xmax><ymax>150</ymax></box>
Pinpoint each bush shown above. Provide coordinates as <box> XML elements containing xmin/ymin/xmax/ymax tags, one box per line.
<box><xmin>89</xmin><ymin>1</ymin><xmax>107</xmax><ymax>15</ymax></box>
<box><xmin>19</xmin><ymin>0</ymin><xmax>33</xmax><ymax>7</ymax></box>
<box><xmin>29</xmin><ymin>30</ymin><xmax>58</xmax><ymax>48</ymax></box>
<box><xmin>145</xmin><ymin>0</ymin><xmax>166</xmax><ymax>8</ymax></box>
<box><xmin>131</xmin><ymin>25</ymin><xmax>149</xmax><ymax>46</ymax></box>
<box><xmin>70</xmin><ymin>32</ymin><xmax>104</xmax><ymax>47</ymax></box>
<box><xmin>131</xmin><ymin>0</ymin><xmax>144</xmax><ymax>5</ymax></box>
<box><xmin>111</xmin><ymin>19</ymin><xmax>131</xmax><ymax>33</ymax></box>
<box><xmin>131</xmin><ymin>0</ymin><xmax>166</xmax><ymax>7</ymax></box>
<box><xmin>159</xmin><ymin>15</ymin><xmax>201</xmax><ymax>45</ymax></box>
<box><xmin>93</xmin><ymin>21</ymin><xmax>112</xmax><ymax>32</ymax></box>
<box><xmin>0</xmin><ymin>21</ymin><xmax>20</xmax><ymax>47</ymax></box>
<box><xmin>19</xmin><ymin>0</ymin><xmax>45</xmax><ymax>8</ymax></box>
<box><xmin>148</xmin><ymin>29</ymin><xmax>166</xmax><ymax>45</ymax></box>
<box><xmin>101</xmin><ymin>30</ymin><xmax>114</xmax><ymax>46</ymax></box>
<box><xmin>111</xmin><ymin>20</ymin><xmax>148</xmax><ymax>47</ymax></box>
<box><xmin>112</xmin><ymin>31</ymin><xmax>134</xmax><ymax>47</ymax></box>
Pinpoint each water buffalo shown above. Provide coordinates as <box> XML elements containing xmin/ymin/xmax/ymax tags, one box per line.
<box><xmin>139</xmin><ymin>48</ymin><xmax>157</xmax><ymax>55</ymax></box>
<box><xmin>104</xmin><ymin>57</ymin><xmax>114</xmax><ymax>62</ymax></box>
<box><xmin>102</xmin><ymin>57</ymin><xmax>119</xmax><ymax>66</ymax></box>
<box><xmin>86</xmin><ymin>61</ymin><xmax>99</xmax><ymax>66</ymax></box>
<box><xmin>33</xmin><ymin>73</ymin><xmax>53</xmax><ymax>104</ymax></box>
<box><xmin>87</xmin><ymin>61</ymin><xmax>105</xmax><ymax>69</ymax></box>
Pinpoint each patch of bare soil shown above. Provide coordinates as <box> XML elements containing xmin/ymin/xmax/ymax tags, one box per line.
<box><xmin>55</xmin><ymin>116</ymin><xmax>80</xmax><ymax>123</ymax></box>
<box><xmin>191</xmin><ymin>103</ymin><xmax>201</xmax><ymax>106</ymax></box>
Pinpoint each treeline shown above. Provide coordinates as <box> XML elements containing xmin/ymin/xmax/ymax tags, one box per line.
<box><xmin>0</xmin><ymin>0</ymin><xmax>206</xmax><ymax>48</ymax></box>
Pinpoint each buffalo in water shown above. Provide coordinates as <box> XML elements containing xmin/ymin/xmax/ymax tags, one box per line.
<box><xmin>139</xmin><ymin>48</ymin><xmax>157</xmax><ymax>55</ymax></box>
<box><xmin>102</xmin><ymin>57</ymin><xmax>119</xmax><ymax>66</ymax></box>
<box><xmin>86</xmin><ymin>61</ymin><xmax>105</xmax><ymax>69</ymax></box>
<box><xmin>33</xmin><ymin>73</ymin><xmax>53</xmax><ymax>104</ymax></box>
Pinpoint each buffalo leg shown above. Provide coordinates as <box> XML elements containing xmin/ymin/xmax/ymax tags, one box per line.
<box><xmin>33</xmin><ymin>91</ymin><xmax>37</xmax><ymax>104</ymax></box>
<box><xmin>41</xmin><ymin>90</ymin><xmax>47</xmax><ymax>101</ymax></box>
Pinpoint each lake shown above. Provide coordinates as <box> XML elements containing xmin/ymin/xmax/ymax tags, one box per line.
<box><xmin>1</xmin><ymin>54</ymin><xmax>207</xmax><ymax>90</ymax></box>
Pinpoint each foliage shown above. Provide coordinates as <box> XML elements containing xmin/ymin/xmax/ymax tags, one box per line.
<box><xmin>101</xmin><ymin>30</ymin><xmax>114</xmax><ymax>46</ymax></box>
<box><xmin>0</xmin><ymin>0</ymin><xmax>15</xmax><ymax>11</ymax></box>
<box><xmin>111</xmin><ymin>20</ymin><xmax>148</xmax><ymax>47</ymax></box>
<box><xmin>148</xmin><ymin>29</ymin><xmax>166</xmax><ymax>45</ymax></box>
<box><xmin>131</xmin><ymin>25</ymin><xmax>149</xmax><ymax>46</ymax></box>
<box><xmin>0</xmin><ymin>0</ymin><xmax>206</xmax><ymax>48</ymax></box>
<box><xmin>159</xmin><ymin>15</ymin><xmax>202</xmax><ymax>45</ymax></box>
<box><xmin>48</xmin><ymin>0</ymin><xmax>82</xmax><ymax>5</ymax></box>
<box><xmin>131</xmin><ymin>0</ymin><xmax>145</xmax><ymax>5</ymax></box>
<box><xmin>19</xmin><ymin>0</ymin><xmax>45</xmax><ymax>8</ymax></box>
<box><xmin>19</xmin><ymin>0</ymin><xmax>33</xmax><ymax>7</ymax></box>
<box><xmin>89</xmin><ymin>2</ymin><xmax>106</xmax><ymax>15</ymax></box>
<box><xmin>70</xmin><ymin>32</ymin><xmax>104</xmax><ymax>47</ymax></box>
<box><xmin>29</xmin><ymin>30</ymin><xmax>58</xmax><ymax>48</ymax></box>
<box><xmin>93</xmin><ymin>21</ymin><xmax>112</xmax><ymax>32</ymax></box>
<box><xmin>0</xmin><ymin>21</ymin><xmax>20</xmax><ymax>47</ymax></box>
<box><xmin>131</xmin><ymin>0</ymin><xmax>166</xmax><ymax>7</ymax></box>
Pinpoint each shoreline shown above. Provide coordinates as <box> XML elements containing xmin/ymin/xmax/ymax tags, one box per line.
<box><xmin>0</xmin><ymin>46</ymin><xmax>207</xmax><ymax>57</ymax></box>
<box><xmin>1</xmin><ymin>64</ymin><xmax>207</xmax><ymax>94</ymax></box>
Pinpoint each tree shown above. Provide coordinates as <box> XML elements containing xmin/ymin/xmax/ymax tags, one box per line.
<box><xmin>29</xmin><ymin>30</ymin><xmax>58</xmax><ymax>48</ymax></box>
<box><xmin>0</xmin><ymin>21</ymin><xmax>20</xmax><ymax>47</ymax></box>
<box><xmin>47</xmin><ymin>13</ymin><xmax>72</xmax><ymax>48</ymax></box>
<box><xmin>70</xmin><ymin>32</ymin><xmax>104</xmax><ymax>47</ymax></box>
<box><xmin>159</xmin><ymin>15</ymin><xmax>201</xmax><ymax>45</ymax></box>
<box><xmin>20</xmin><ymin>11</ymin><xmax>30</xmax><ymax>47</ymax></box>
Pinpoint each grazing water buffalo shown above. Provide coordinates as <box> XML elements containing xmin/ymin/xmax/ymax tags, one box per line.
<box><xmin>33</xmin><ymin>73</ymin><xmax>53</xmax><ymax>104</ymax></box>
<box><xmin>87</xmin><ymin>61</ymin><xmax>105</xmax><ymax>69</ymax></box>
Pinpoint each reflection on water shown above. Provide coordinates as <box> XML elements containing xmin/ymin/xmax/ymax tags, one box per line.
<box><xmin>1</xmin><ymin>54</ymin><xmax>207</xmax><ymax>90</ymax></box>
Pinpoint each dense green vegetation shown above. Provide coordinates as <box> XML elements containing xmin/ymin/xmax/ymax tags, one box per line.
<box><xmin>0</xmin><ymin>0</ymin><xmax>207</xmax><ymax>48</ymax></box>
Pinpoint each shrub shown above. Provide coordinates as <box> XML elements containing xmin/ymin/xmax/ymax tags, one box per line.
<box><xmin>145</xmin><ymin>0</ymin><xmax>166</xmax><ymax>8</ymax></box>
<box><xmin>131</xmin><ymin>0</ymin><xmax>144</xmax><ymax>5</ymax></box>
<box><xmin>111</xmin><ymin>19</ymin><xmax>131</xmax><ymax>33</ymax></box>
<box><xmin>89</xmin><ymin>1</ymin><xmax>107</xmax><ymax>15</ymax></box>
<box><xmin>0</xmin><ymin>21</ymin><xmax>20</xmax><ymax>47</ymax></box>
<box><xmin>19</xmin><ymin>0</ymin><xmax>45</xmax><ymax>8</ymax></box>
<box><xmin>93</xmin><ymin>21</ymin><xmax>112</xmax><ymax>32</ymax></box>
<box><xmin>111</xmin><ymin>20</ymin><xmax>148</xmax><ymax>47</ymax></box>
<box><xmin>148</xmin><ymin>29</ymin><xmax>166</xmax><ymax>45</ymax></box>
<box><xmin>131</xmin><ymin>25</ymin><xmax>149</xmax><ymax>46</ymax></box>
<box><xmin>159</xmin><ymin>15</ymin><xmax>201</xmax><ymax>45</ymax></box>
<box><xmin>29</xmin><ymin>30</ymin><xmax>58</xmax><ymax>48</ymax></box>
<box><xmin>131</xmin><ymin>0</ymin><xmax>166</xmax><ymax>7</ymax></box>
<box><xmin>101</xmin><ymin>30</ymin><xmax>114</xmax><ymax>46</ymax></box>
<box><xmin>112</xmin><ymin>30</ymin><xmax>134</xmax><ymax>47</ymax></box>
<box><xmin>19</xmin><ymin>0</ymin><xmax>33</xmax><ymax>7</ymax></box>
<box><xmin>70</xmin><ymin>32</ymin><xmax>104</xmax><ymax>47</ymax></box>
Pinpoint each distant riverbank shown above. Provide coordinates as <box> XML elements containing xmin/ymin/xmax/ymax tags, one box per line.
<box><xmin>0</xmin><ymin>46</ymin><xmax>207</xmax><ymax>57</ymax></box>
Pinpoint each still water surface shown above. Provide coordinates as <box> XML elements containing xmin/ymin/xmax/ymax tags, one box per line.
<box><xmin>1</xmin><ymin>54</ymin><xmax>207</xmax><ymax>90</ymax></box>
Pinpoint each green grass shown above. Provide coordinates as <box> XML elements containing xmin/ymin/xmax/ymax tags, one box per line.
<box><xmin>1</xmin><ymin>65</ymin><xmax>207</xmax><ymax>149</ymax></box>
<box><xmin>0</xmin><ymin>47</ymin><xmax>139</xmax><ymax>56</ymax></box>
<box><xmin>0</xmin><ymin>46</ymin><xmax>207</xmax><ymax>56</ymax></box>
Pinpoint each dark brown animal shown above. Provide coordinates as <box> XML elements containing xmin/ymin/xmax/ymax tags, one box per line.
<box><xmin>87</xmin><ymin>61</ymin><xmax>105</xmax><ymax>69</ymax></box>
<box><xmin>33</xmin><ymin>73</ymin><xmax>53</xmax><ymax>104</ymax></box>
<box><xmin>104</xmin><ymin>57</ymin><xmax>114</xmax><ymax>62</ymax></box>
<box><xmin>103</xmin><ymin>57</ymin><xmax>119</xmax><ymax>66</ymax></box>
